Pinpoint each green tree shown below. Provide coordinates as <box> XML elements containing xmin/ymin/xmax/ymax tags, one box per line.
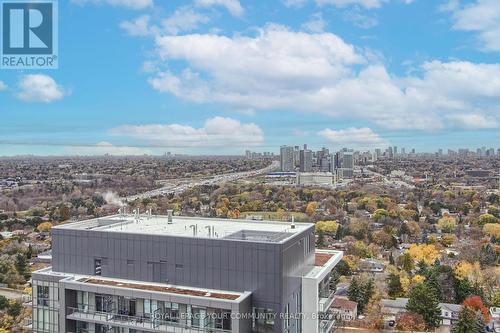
<box><xmin>373</xmin><ymin>209</ymin><xmax>389</xmax><ymax>222</ymax></box>
<box><xmin>406</xmin><ymin>283</ymin><xmax>441</xmax><ymax>328</ymax></box>
<box><xmin>15</xmin><ymin>253</ymin><xmax>30</xmax><ymax>280</ymax></box>
<box><xmin>0</xmin><ymin>295</ymin><xmax>8</xmax><ymax>310</ymax></box>
<box><xmin>453</xmin><ymin>306</ymin><xmax>487</xmax><ymax>333</ymax></box>
<box><xmin>348</xmin><ymin>276</ymin><xmax>374</xmax><ymax>314</ymax></box>
<box><xmin>7</xmin><ymin>300</ymin><xmax>22</xmax><ymax>317</ymax></box>
<box><xmin>387</xmin><ymin>273</ymin><xmax>403</xmax><ymax>298</ymax></box>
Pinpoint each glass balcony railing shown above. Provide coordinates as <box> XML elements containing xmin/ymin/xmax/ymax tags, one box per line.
<box><xmin>318</xmin><ymin>288</ymin><xmax>335</xmax><ymax>313</ymax></box>
<box><xmin>67</xmin><ymin>306</ymin><xmax>231</xmax><ymax>333</ymax></box>
<box><xmin>318</xmin><ymin>312</ymin><xmax>336</xmax><ymax>333</ymax></box>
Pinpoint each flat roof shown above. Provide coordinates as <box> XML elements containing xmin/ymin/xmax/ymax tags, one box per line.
<box><xmin>33</xmin><ymin>267</ymin><xmax>248</xmax><ymax>302</ymax></box>
<box><xmin>55</xmin><ymin>214</ymin><xmax>313</xmax><ymax>243</ymax></box>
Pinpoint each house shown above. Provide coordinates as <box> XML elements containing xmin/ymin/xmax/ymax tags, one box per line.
<box><xmin>381</xmin><ymin>298</ymin><xmax>461</xmax><ymax>326</ymax></box>
<box><xmin>331</xmin><ymin>297</ymin><xmax>358</xmax><ymax>321</ymax></box>
<box><xmin>358</xmin><ymin>258</ymin><xmax>385</xmax><ymax>273</ymax></box>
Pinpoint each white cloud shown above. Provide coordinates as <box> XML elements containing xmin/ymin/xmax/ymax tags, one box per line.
<box><xmin>301</xmin><ymin>13</ymin><xmax>327</xmax><ymax>33</ymax></box>
<box><xmin>72</xmin><ymin>0</ymin><xmax>152</xmax><ymax>10</ymax></box>
<box><xmin>69</xmin><ymin>142</ymin><xmax>151</xmax><ymax>156</ymax></box>
<box><xmin>109</xmin><ymin>117</ymin><xmax>264</xmax><ymax>147</ymax></box>
<box><xmin>145</xmin><ymin>24</ymin><xmax>500</xmax><ymax>130</ymax></box>
<box><xmin>195</xmin><ymin>0</ymin><xmax>244</xmax><ymax>17</ymax></box>
<box><xmin>0</xmin><ymin>81</ymin><xmax>7</xmax><ymax>91</ymax></box>
<box><xmin>343</xmin><ymin>10</ymin><xmax>379</xmax><ymax>29</ymax></box>
<box><xmin>316</xmin><ymin>0</ymin><xmax>388</xmax><ymax>9</ymax></box>
<box><xmin>161</xmin><ymin>7</ymin><xmax>210</xmax><ymax>35</ymax></box>
<box><xmin>319</xmin><ymin>127</ymin><xmax>389</xmax><ymax>148</ymax></box>
<box><xmin>120</xmin><ymin>15</ymin><xmax>151</xmax><ymax>36</ymax></box>
<box><xmin>16</xmin><ymin>75</ymin><xmax>66</xmax><ymax>103</ymax></box>
<box><xmin>447</xmin><ymin>0</ymin><xmax>500</xmax><ymax>51</ymax></box>
<box><xmin>446</xmin><ymin>114</ymin><xmax>498</xmax><ymax>129</ymax></box>
<box><xmin>283</xmin><ymin>0</ymin><xmax>308</xmax><ymax>8</ymax></box>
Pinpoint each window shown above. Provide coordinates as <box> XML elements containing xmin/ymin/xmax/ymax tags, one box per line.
<box><xmin>175</xmin><ymin>264</ymin><xmax>184</xmax><ymax>269</ymax></box>
<box><xmin>296</xmin><ymin>291</ymin><xmax>302</xmax><ymax>333</ymax></box>
<box><xmin>127</xmin><ymin>259</ymin><xmax>134</xmax><ymax>265</ymax></box>
<box><xmin>252</xmin><ymin>307</ymin><xmax>275</xmax><ymax>333</ymax></box>
<box><xmin>94</xmin><ymin>259</ymin><xmax>102</xmax><ymax>276</ymax></box>
<box><xmin>284</xmin><ymin>303</ymin><xmax>290</xmax><ymax>330</ymax></box>
<box><xmin>37</xmin><ymin>286</ymin><xmax>49</xmax><ymax>306</ymax></box>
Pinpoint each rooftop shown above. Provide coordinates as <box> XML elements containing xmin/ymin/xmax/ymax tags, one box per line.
<box><xmin>55</xmin><ymin>214</ymin><xmax>313</xmax><ymax>243</ymax></box>
<box><xmin>33</xmin><ymin>267</ymin><xmax>248</xmax><ymax>302</ymax></box>
<box><xmin>78</xmin><ymin>278</ymin><xmax>240</xmax><ymax>300</ymax></box>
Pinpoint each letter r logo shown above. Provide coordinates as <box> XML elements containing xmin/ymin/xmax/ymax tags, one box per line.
<box><xmin>2</xmin><ymin>2</ymin><xmax>53</xmax><ymax>55</ymax></box>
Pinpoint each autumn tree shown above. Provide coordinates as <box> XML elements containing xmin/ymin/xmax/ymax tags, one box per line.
<box><xmin>315</xmin><ymin>220</ymin><xmax>339</xmax><ymax>235</ymax></box>
<box><xmin>478</xmin><ymin>213</ymin><xmax>497</xmax><ymax>225</ymax></box>
<box><xmin>462</xmin><ymin>296</ymin><xmax>490</xmax><ymax>322</ymax></box>
<box><xmin>396</xmin><ymin>312</ymin><xmax>426</xmax><ymax>332</ymax></box>
<box><xmin>438</xmin><ymin>215</ymin><xmax>457</xmax><ymax>233</ymax></box>
<box><xmin>453</xmin><ymin>305</ymin><xmax>487</xmax><ymax>333</ymax></box>
<box><xmin>407</xmin><ymin>244</ymin><xmax>439</xmax><ymax>266</ymax></box>
<box><xmin>373</xmin><ymin>208</ymin><xmax>389</xmax><ymax>222</ymax></box>
<box><xmin>36</xmin><ymin>221</ymin><xmax>53</xmax><ymax>232</ymax></box>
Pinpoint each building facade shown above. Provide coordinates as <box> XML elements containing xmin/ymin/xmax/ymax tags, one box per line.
<box><xmin>280</xmin><ymin>146</ymin><xmax>295</xmax><ymax>172</ymax></box>
<box><xmin>30</xmin><ymin>212</ymin><xmax>342</xmax><ymax>333</ymax></box>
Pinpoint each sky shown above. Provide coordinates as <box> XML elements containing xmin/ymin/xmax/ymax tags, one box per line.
<box><xmin>0</xmin><ymin>0</ymin><xmax>499</xmax><ymax>156</ymax></box>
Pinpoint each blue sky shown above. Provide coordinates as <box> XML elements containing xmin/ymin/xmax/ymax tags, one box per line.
<box><xmin>0</xmin><ymin>0</ymin><xmax>499</xmax><ymax>155</ymax></box>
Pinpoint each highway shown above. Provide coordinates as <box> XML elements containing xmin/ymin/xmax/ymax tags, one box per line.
<box><xmin>124</xmin><ymin>161</ymin><xmax>279</xmax><ymax>202</ymax></box>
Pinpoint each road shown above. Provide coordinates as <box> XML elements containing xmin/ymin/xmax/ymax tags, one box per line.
<box><xmin>0</xmin><ymin>287</ymin><xmax>27</xmax><ymax>301</ymax></box>
<box><xmin>124</xmin><ymin>161</ymin><xmax>279</xmax><ymax>202</ymax></box>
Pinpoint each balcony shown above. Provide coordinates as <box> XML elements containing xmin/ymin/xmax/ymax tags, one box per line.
<box><xmin>67</xmin><ymin>306</ymin><xmax>231</xmax><ymax>333</ymax></box>
<box><xmin>318</xmin><ymin>312</ymin><xmax>336</xmax><ymax>333</ymax></box>
<box><xmin>318</xmin><ymin>288</ymin><xmax>335</xmax><ymax>313</ymax></box>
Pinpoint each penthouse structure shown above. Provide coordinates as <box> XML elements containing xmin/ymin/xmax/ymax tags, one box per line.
<box><xmin>30</xmin><ymin>211</ymin><xmax>342</xmax><ymax>333</ymax></box>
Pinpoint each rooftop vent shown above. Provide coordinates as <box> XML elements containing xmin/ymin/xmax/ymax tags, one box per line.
<box><xmin>167</xmin><ymin>210</ymin><xmax>173</xmax><ymax>224</ymax></box>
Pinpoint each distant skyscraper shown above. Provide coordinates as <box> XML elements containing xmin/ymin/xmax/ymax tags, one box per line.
<box><xmin>280</xmin><ymin>145</ymin><xmax>295</xmax><ymax>172</ymax></box>
<box><xmin>300</xmin><ymin>149</ymin><xmax>313</xmax><ymax>172</ymax></box>
<box><xmin>393</xmin><ymin>146</ymin><xmax>398</xmax><ymax>156</ymax></box>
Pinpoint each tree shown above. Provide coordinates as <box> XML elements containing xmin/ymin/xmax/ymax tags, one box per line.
<box><xmin>15</xmin><ymin>253</ymin><xmax>30</xmax><ymax>280</ymax></box>
<box><xmin>396</xmin><ymin>312</ymin><xmax>426</xmax><ymax>332</ymax></box>
<box><xmin>387</xmin><ymin>273</ymin><xmax>403</xmax><ymax>298</ymax></box>
<box><xmin>36</xmin><ymin>221</ymin><xmax>53</xmax><ymax>232</ymax></box>
<box><xmin>0</xmin><ymin>296</ymin><xmax>8</xmax><ymax>310</ymax></box>
<box><xmin>463</xmin><ymin>296</ymin><xmax>490</xmax><ymax>322</ymax></box>
<box><xmin>438</xmin><ymin>215</ymin><xmax>457</xmax><ymax>233</ymax></box>
<box><xmin>336</xmin><ymin>259</ymin><xmax>352</xmax><ymax>276</ymax></box>
<box><xmin>453</xmin><ymin>304</ymin><xmax>488</xmax><ymax>333</ymax></box>
<box><xmin>478</xmin><ymin>213</ymin><xmax>497</xmax><ymax>225</ymax></box>
<box><xmin>305</xmin><ymin>201</ymin><xmax>318</xmax><ymax>215</ymax></box>
<box><xmin>348</xmin><ymin>276</ymin><xmax>374</xmax><ymax>314</ymax></box>
<box><xmin>407</xmin><ymin>244</ymin><xmax>439</xmax><ymax>266</ymax></box>
<box><xmin>7</xmin><ymin>300</ymin><xmax>22</xmax><ymax>317</ymax></box>
<box><xmin>483</xmin><ymin>223</ymin><xmax>500</xmax><ymax>238</ymax></box>
<box><xmin>315</xmin><ymin>220</ymin><xmax>339</xmax><ymax>235</ymax></box>
<box><xmin>373</xmin><ymin>209</ymin><xmax>389</xmax><ymax>222</ymax></box>
<box><xmin>406</xmin><ymin>283</ymin><xmax>441</xmax><ymax>328</ymax></box>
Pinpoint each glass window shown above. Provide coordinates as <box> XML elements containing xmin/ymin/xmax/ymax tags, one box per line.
<box><xmin>253</xmin><ymin>307</ymin><xmax>275</xmax><ymax>333</ymax></box>
<box><xmin>94</xmin><ymin>259</ymin><xmax>102</xmax><ymax>276</ymax></box>
<box><xmin>37</xmin><ymin>285</ymin><xmax>49</xmax><ymax>306</ymax></box>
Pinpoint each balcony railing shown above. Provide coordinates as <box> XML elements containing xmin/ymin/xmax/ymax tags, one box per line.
<box><xmin>67</xmin><ymin>306</ymin><xmax>231</xmax><ymax>333</ymax></box>
<box><xmin>318</xmin><ymin>312</ymin><xmax>336</xmax><ymax>333</ymax></box>
<box><xmin>318</xmin><ymin>288</ymin><xmax>336</xmax><ymax>313</ymax></box>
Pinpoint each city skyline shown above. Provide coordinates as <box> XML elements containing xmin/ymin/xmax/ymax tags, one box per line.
<box><xmin>1</xmin><ymin>0</ymin><xmax>500</xmax><ymax>156</ymax></box>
